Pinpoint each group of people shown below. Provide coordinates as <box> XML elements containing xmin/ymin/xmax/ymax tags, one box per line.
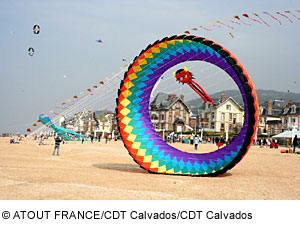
<box><xmin>51</xmin><ymin>133</ymin><xmax>299</xmax><ymax>156</ymax></box>
<box><xmin>256</xmin><ymin>138</ymin><xmax>279</xmax><ymax>149</ymax></box>
<box><xmin>256</xmin><ymin>135</ymin><xmax>299</xmax><ymax>153</ymax></box>
<box><xmin>81</xmin><ymin>134</ymin><xmax>115</xmax><ymax>144</ymax></box>
<box><xmin>52</xmin><ymin>133</ymin><xmax>118</xmax><ymax>156</ymax></box>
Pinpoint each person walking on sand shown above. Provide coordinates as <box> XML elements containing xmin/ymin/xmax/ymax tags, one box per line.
<box><xmin>194</xmin><ymin>135</ymin><xmax>199</xmax><ymax>151</ymax></box>
<box><xmin>81</xmin><ymin>137</ymin><xmax>84</xmax><ymax>144</ymax></box>
<box><xmin>105</xmin><ymin>134</ymin><xmax>108</xmax><ymax>144</ymax></box>
<box><xmin>90</xmin><ymin>135</ymin><xmax>94</xmax><ymax>144</ymax></box>
<box><xmin>53</xmin><ymin>135</ymin><xmax>62</xmax><ymax>156</ymax></box>
<box><xmin>292</xmin><ymin>135</ymin><xmax>298</xmax><ymax>153</ymax></box>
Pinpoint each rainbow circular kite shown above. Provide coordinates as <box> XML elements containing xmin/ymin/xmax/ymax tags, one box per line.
<box><xmin>116</xmin><ymin>35</ymin><xmax>258</xmax><ymax>176</ymax></box>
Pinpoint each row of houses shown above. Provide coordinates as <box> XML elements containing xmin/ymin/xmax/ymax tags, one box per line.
<box><xmin>59</xmin><ymin>109</ymin><xmax>116</xmax><ymax>136</ymax></box>
<box><xmin>149</xmin><ymin>92</ymin><xmax>300</xmax><ymax>135</ymax></box>
<box><xmin>149</xmin><ymin>93</ymin><xmax>244</xmax><ymax>134</ymax></box>
<box><xmin>58</xmin><ymin>92</ymin><xmax>300</xmax><ymax>136</ymax></box>
<box><xmin>258</xmin><ymin>99</ymin><xmax>300</xmax><ymax>135</ymax></box>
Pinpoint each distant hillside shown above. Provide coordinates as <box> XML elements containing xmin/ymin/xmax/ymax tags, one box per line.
<box><xmin>186</xmin><ymin>89</ymin><xmax>300</xmax><ymax>114</ymax></box>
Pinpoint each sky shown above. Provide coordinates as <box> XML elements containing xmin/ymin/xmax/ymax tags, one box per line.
<box><xmin>0</xmin><ymin>0</ymin><xmax>300</xmax><ymax>133</ymax></box>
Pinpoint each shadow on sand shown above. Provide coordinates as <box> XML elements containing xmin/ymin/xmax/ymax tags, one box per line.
<box><xmin>92</xmin><ymin>163</ymin><xmax>232</xmax><ymax>177</ymax></box>
<box><xmin>92</xmin><ymin>163</ymin><xmax>148</xmax><ymax>174</ymax></box>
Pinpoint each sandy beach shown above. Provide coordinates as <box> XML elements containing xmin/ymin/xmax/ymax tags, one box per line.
<box><xmin>0</xmin><ymin>137</ymin><xmax>300</xmax><ymax>200</ymax></box>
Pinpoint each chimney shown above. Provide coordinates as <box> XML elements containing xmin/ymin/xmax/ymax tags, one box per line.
<box><xmin>168</xmin><ymin>94</ymin><xmax>172</xmax><ymax>101</ymax></box>
<box><xmin>180</xmin><ymin>94</ymin><xmax>184</xmax><ymax>101</ymax></box>
<box><xmin>289</xmin><ymin>100</ymin><xmax>294</xmax><ymax>104</ymax></box>
<box><xmin>172</xmin><ymin>94</ymin><xmax>176</xmax><ymax>101</ymax></box>
<box><xmin>267</xmin><ymin>102</ymin><xmax>272</xmax><ymax>115</ymax></box>
<box><xmin>221</xmin><ymin>93</ymin><xmax>226</xmax><ymax>102</ymax></box>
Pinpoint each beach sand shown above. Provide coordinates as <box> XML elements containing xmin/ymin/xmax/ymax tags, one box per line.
<box><xmin>0</xmin><ymin>137</ymin><xmax>300</xmax><ymax>200</ymax></box>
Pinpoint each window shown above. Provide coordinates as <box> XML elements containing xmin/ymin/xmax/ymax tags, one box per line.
<box><xmin>221</xmin><ymin>113</ymin><xmax>225</xmax><ymax>121</ymax></box>
<box><xmin>226</xmin><ymin>104</ymin><xmax>231</xmax><ymax>110</ymax></box>
<box><xmin>229</xmin><ymin>113</ymin><xmax>232</xmax><ymax>121</ymax></box>
<box><xmin>161</xmin><ymin>123</ymin><xmax>164</xmax><ymax>129</ymax></box>
<box><xmin>211</xmin><ymin>112</ymin><xmax>215</xmax><ymax>121</ymax></box>
<box><xmin>175</xmin><ymin>109</ymin><xmax>180</xmax><ymax>114</ymax></box>
<box><xmin>151</xmin><ymin>114</ymin><xmax>158</xmax><ymax>120</ymax></box>
<box><xmin>211</xmin><ymin>122</ymin><xmax>215</xmax><ymax>129</ymax></box>
<box><xmin>160</xmin><ymin>114</ymin><xmax>164</xmax><ymax>120</ymax></box>
<box><xmin>292</xmin><ymin>105</ymin><xmax>296</xmax><ymax>113</ymax></box>
<box><xmin>221</xmin><ymin>123</ymin><xmax>225</xmax><ymax>129</ymax></box>
<box><xmin>291</xmin><ymin>118</ymin><xmax>296</xmax><ymax>123</ymax></box>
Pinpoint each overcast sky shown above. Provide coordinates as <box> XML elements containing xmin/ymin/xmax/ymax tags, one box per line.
<box><xmin>1</xmin><ymin>0</ymin><xmax>300</xmax><ymax>133</ymax></box>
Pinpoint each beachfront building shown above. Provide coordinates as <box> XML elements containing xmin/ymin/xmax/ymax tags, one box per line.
<box><xmin>258</xmin><ymin>100</ymin><xmax>282</xmax><ymax>135</ymax></box>
<box><xmin>59</xmin><ymin>116</ymin><xmax>75</xmax><ymax>130</ymax></box>
<box><xmin>198</xmin><ymin>94</ymin><xmax>244</xmax><ymax>133</ymax></box>
<box><xmin>71</xmin><ymin>110</ymin><xmax>98</xmax><ymax>135</ymax></box>
<box><xmin>149</xmin><ymin>93</ymin><xmax>191</xmax><ymax>132</ymax></box>
<box><xmin>94</xmin><ymin>110</ymin><xmax>116</xmax><ymax>136</ymax></box>
<box><xmin>280</xmin><ymin>100</ymin><xmax>300</xmax><ymax>131</ymax></box>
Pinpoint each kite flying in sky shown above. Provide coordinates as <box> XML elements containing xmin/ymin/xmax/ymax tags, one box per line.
<box><xmin>173</xmin><ymin>67</ymin><xmax>215</xmax><ymax>105</ymax></box>
<box><xmin>33</xmin><ymin>25</ymin><xmax>40</xmax><ymax>34</ymax></box>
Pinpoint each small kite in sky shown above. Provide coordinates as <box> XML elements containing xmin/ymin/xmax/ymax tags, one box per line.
<box><xmin>96</xmin><ymin>39</ymin><xmax>102</xmax><ymax>43</ymax></box>
<box><xmin>275</xmin><ymin>11</ymin><xmax>293</xmax><ymax>23</ymax></box>
<box><xmin>252</xmin><ymin>13</ymin><xmax>270</xmax><ymax>27</ymax></box>
<box><xmin>233</xmin><ymin>15</ymin><xmax>252</xmax><ymax>25</ymax></box>
<box><xmin>285</xmin><ymin>10</ymin><xmax>300</xmax><ymax>20</ymax></box>
<box><xmin>63</xmin><ymin>75</ymin><xmax>67</xmax><ymax>79</ymax></box>
<box><xmin>33</xmin><ymin>25</ymin><xmax>40</xmax><ymax>34</ymax></box>
<box><xmin>28</xmin><ymin>47</ymin><xmax>34</xmax><ymax>56</ymax></box>
<box><xmin>263</xmin><ymin>12</ymin><xmax>282</xmax><ymax>25</ymax></box>
<box><xmin>229</xmin><ymin>33</ymin><xmax>234</xmax><ymax>38</ymax></box>
<box><xmin>216</xmin><ymin>20</ymin><xmax>234</xmax><ymax>29</ymax></box>
<box><xmin>242</xmin><ymin>14</ymin><xmax>262</xmax><ymax>24</ymax></box>
<box><xmin>225</xmin><ymin>18</ymin><xmax>241</xmax><ymax>25</ymax></box>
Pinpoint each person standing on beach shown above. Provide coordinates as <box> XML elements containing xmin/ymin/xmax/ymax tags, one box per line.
<box><xmin>81</xmin><ymin>137</ymin><xmax>84</xmax><ymax>144</ymax></box>
<box><xmin>105</xmin><ymin>134</ymin><xmax>108</xmax><ymax>144</ymax></box>
<box><xmin>91</xmin><ymin>135</ymin><xmax>94</xmax><ymax>144</ymax></box>
<box><xmin>292</xmin><ymin>135</ymin><xmax>298</xmax><ymax>153</ymax></box>
<box><xmin>194</xmin><ymin>135</ymin><xmax>199</xmax><ymax>151</ymax></box>
<box><xmin>53</xmin><ymin>135</ymin><xmax>62</xmax><ymax>156</ymax></box>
